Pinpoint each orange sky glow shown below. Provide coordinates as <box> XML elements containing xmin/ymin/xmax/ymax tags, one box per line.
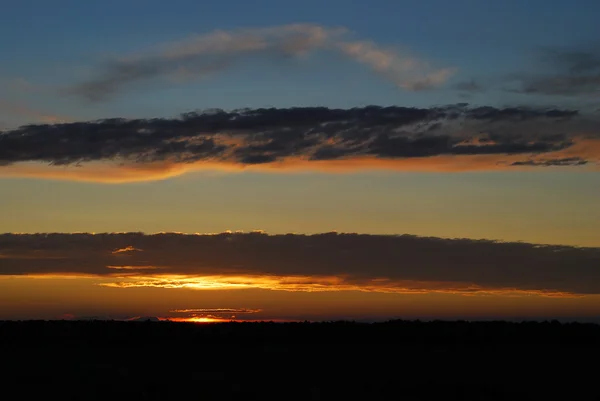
<box><xmin>0</xmin><ymin>137</ymin><xmax>598</xmax><ymax>183</ymax></box>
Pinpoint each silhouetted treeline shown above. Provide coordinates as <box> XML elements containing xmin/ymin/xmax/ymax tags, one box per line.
<box><xmin>1</xmin><ymin>319</ymin><xmax>600</xmax><ymax>346</ymax></box>
<box><xmin>1</xmin><ymin>320</ymin><xmax>599</xmax><ymax>400</ymax></box>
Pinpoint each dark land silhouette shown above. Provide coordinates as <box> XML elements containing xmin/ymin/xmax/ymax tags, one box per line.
<box><xmin>1</xmin><ymin>319</ymin><xmax>599</xmax><ymax>400</ymax></box>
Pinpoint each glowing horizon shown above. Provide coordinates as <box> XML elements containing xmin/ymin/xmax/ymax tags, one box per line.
<box><xmin>2</xmin><ymin>3</ymin><xmax>599</xmax><ymax>323</ymax></box>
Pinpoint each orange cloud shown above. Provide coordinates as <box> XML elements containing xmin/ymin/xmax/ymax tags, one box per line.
<box><xmin>2</xmin><ymin>104</ymin><xmax>596</xmax><ymax>182</ymax></box>
<box><xmin>2</xmin><ymin>232</ymin><xmax>597</xmax><ymax>296</ymax></box>
<box><xmin>1</xmin><ymin>138</ymin><xmax>598</xmax><ymax>184</ymax></box>
<box><xmin>111</xmin><ymin>246</ymin><xmax>143</xmax><ymax>254</ymax></box>
<box><xmin>164</xmin><ymin>307</ymin><xmax>264</xmax><ymax>323</ymax></box>
<box><xmin>170</xmin><ymin>308</ymin><xmax>262</xmax><ymax>313</ymax></box>
<box><xmin>165</xmin><ymin>317</ymin><xmax>291</xmax><ymax>323</ymax></box>
<box><xmin>97</xmin><ymin>274</ymin><xmax>580</xmax><ymax>298</ymax></box>
<box><xmin>167</xmin><ymin>316</ymin><xmax>233</xmax><ymax>323</ymax></box>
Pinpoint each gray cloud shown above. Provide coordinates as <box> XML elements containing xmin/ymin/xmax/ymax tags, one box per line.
<box><xmin>541</xmin><ymin>49</ymin><xmax>600</xmax><ymax>74</ymax></box>
<box><xmin>455</xmin><ymin>80</ymin><xmax>484</xmax><ymax>94</ymax></box>
<box><xmin>68</xmin><ymin>24</ymin><xmax>453</xmax><ymax>101</ymax></box>
<box><xmin>517</xmin><ymin>75</ymin><xmax>600</xmax><ymax>96</ymax></box>
<box><xmin>0</xmin><ymin>232</ymin><xmax>599</xmax><ymax>296</ymax></box>
<box><xmin>0</xmin><ymin>104</ymin><xmax>596</xmax><ymax>171</ymax></box>
<box><xmin>511</xmin><ymin>157</ymin><xmax>589</xmax><ymax>167</ymax></box>
<box><xmin>509</xmin><ymin>48</ymin><xmax>600</xmax><ymax>96</ymax></box>
<box><xmin>455</xmin><ymin>81</ymin><xmax>482</xmax><ymax>92</ymax></box>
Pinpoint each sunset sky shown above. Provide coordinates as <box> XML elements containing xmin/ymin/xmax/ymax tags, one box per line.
<box><xmin>1</xmin><ymin>0</ymin><xmax>599</xmax><ymax>323</ymax></box>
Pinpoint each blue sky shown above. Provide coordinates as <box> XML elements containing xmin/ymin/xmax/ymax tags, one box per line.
<box><xmin>0</xmin><ymin>0</ymin><xmax>599</xmax><ymax>246</ymax></box>
<box><xmin>2</xmin><ymin>0</ymin><xmax>599</xmax><ymax>127</ymax></box>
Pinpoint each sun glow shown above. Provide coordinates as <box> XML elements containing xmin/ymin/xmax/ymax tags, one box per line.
<box><xmin>169</xmin><ymin>316</ymin><xmax>232</xmax><ymax>323</ymax></box>
<box><xmin>97</xmin><ymin>274</ymin><xmax>580</xmax><ymax>298</ymax></box>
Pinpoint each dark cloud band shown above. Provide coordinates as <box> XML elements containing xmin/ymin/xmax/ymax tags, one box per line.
<box><xmin>0</xmin><ymin>104</ymin><xmax>595</xmax><ymax>170</ymax></box>
<box><xmin>0</xmin><ymin>232</ymin><xmax>598</xmax><ymax>296</ymax></box>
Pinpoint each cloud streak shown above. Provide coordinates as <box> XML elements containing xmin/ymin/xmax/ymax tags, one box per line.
<box><xmin>0</xmin><ymin>232</ymin><xmax>598</xmax><ymax>296</ymax></box>
<box><xmin>512</xmin><ymin>49</ymin><xmax>600</xmax><ymax>96</ymax></box>
<box><xmin>452</xmin><ymin>48</ymin><xmax>600</xmax><ymax>99</ymax></box>
<box><xmin>68</xmin><ymin>24</ymin><xmax>452</xmax><ymax>101</ymax></box>
<box><xmin>0</xmin><ymin>104</ymin><xmax>598</xmax><ymax>182</ymax></box>
<box><xmin>170</xmin><ymin>308</ymin><xmax>261</xmax><ymax>314</ymax></box>
<box><xmin>166</xmin><ymin>307</ymin><xmax>262</xmax><ymax>322</ymax></box>
<box><xmin>0</xmin><ymin>99</ymin><xmax>69</xmax><ymax>125</ymax></box>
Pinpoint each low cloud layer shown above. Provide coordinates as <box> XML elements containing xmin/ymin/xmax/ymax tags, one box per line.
<box><xmin>69</xmin><ymin>24</ymin><xmax>452</xmax><ymax>101</ymax></box>
<box><xmin>168</xmin><ymin>308</ymin><xmax>262</xmax><ymax>322</ymax></box>
<box><xmin>0</xmin><ymin>232</ymin><xmax>598</xmax><ymax>296</ymax></box>
<box><xmin>1</xmin><ymin>104</ymin><xmax>598</xmax><ymax>181</ymax></box>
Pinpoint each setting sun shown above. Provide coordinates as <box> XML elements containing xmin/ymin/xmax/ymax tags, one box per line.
<box><xmin>169</xmin><ymin>317</ymin><xmax>233</xmax><ymax>323</ymax></box>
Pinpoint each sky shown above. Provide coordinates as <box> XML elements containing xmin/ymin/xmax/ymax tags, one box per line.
<box><xmin>0</xmin><ymin>0</ymin><xmax>599</xmax><ymax>322</ymax></box>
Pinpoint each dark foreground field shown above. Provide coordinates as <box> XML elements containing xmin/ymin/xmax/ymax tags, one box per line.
<box><xmin>1</xmin><ymin>320</ymin><xmax>599</xmax><ymax>400</ymax></box>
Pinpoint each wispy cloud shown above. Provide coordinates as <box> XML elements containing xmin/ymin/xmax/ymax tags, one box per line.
<box><xmin>0</xmin><ymin>232</ymin><xmax>598</xmax><ymax>296</ymax></box>
<box><xmin>0</xmin><ymin>104</ymin><xmax>597</xmax><ymax>182</ymax></box>
<box><xmin>511</xmin><ymin>48</ymin><xmax>600</xmax><ymax>96</ymax></box>
<box><xmin>333</xmin><ymin>39</ymin><xmax>454</xmax><ymax>91</ymax></box>
<box><xmin>111</xmin><ymin>246</ymin><xmax>143</xmax><ymax>254</ymax></box>
<box><xmin>170</xmin><ymin>308</ymin><xmax>261</xmax><ymax>314</ymax></box>
<box><xmin>67</xmin><ymin>23</ymin><xmax>453</xmax><ymax>101</ymax></box>
<box><xmin>106</xmin><ymin>265</ymin><xmax>161</xmax><ymax>270</ymax></box>
<box><xmin>0</xmin><ymin>99</ymin><xmax>69</xmax><ymax>125</ymax></box>
<box><xmin>100</xmin><ymin>274</ymin><xmax>576</xmax><ymax>298</ymax></box>
<box><xmin>461</xmin><ymin>47</ymin><xmax>600</xmax><ymax>97</ymax></box>
<box><xmin>167</xmin><ymin>307</ymin><xmax>262</xmax><ymax>322</ymax></box>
